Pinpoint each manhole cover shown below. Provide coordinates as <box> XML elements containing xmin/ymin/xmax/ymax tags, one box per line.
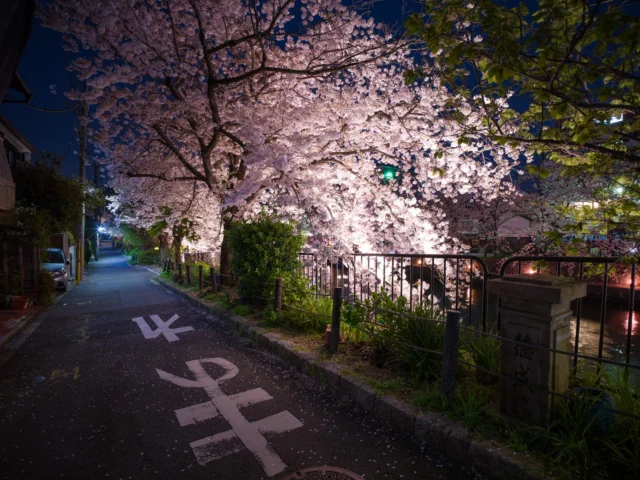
<box><xmin>281</xmin><ymin>466</ymin><xmax>365</xmax><ymax>480</ymax></box>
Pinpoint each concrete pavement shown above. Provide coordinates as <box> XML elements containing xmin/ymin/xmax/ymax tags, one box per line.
<box><xmin>0</xmin><ymin>247</ymin><xmax>477</xmax><ymax>479</ymax></box>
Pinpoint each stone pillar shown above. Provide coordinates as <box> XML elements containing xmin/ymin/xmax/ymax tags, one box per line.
<box><xmin>488</xmin><ymin>274</ymin><xmax>587</xmax><ymax>425</ymax></box>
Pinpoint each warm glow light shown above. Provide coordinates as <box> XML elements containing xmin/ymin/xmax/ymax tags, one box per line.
<box><xmin>527</xmin><ymin>268</ymin><xmax>535</xmax><ymax>274</ymax></box>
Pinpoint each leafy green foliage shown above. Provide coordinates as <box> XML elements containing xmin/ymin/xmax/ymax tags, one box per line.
<box><xmin>131</xmin><ymin>249</ymin><xmax>160</xmax><ymax>265</ymax></box>
<box><xmin>37</xmin><ymin>269</ymin><xmax>56</xmax><ymax>306</ymax></box>
<box><xmin>12</xmin><ymin>161</ymin><xmax>84</xmax><ymax>244</ymax></box>
<box><xmin>461</xmin><ymin>327</ymin><xmax>501</xmax><ymax>384</ymax></box>
<box><xmin>343</xmin><ymin>289</ymin><xmax>445</xmax><ymax>381</ymax></box>
<box><xmin>273</xmin><ymin>293</ymin><xmax>332</xmax><ymax>332</ymax></box>
<box><xmin>228</xmin><ymin>214</ymin><xmax>305</xmax><ymax>302</ymax></box>
<box><xmin>408</xmin><ymin>0</ymin><xmax>640</xmax><ymax>239</ymax></box>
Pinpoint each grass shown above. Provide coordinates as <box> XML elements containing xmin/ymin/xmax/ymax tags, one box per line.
<box><xmin>367</xmin><ymin>378</ymin><xmax>405</xmax><ymax>396</ymax></box>
<box><xmin>266</xmin><ymin>293</ymin><xmax>333</xmax><ymax>332</ymax></box>
<box><xmin>460</xmin><ymin>326</ymin><xmax>500</xmax><ymax>384</ymax></box>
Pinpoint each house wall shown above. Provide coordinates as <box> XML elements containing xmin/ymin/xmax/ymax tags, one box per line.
<box><xmin>0</xmin><ymin>177</ymin><xmax>14</xmax><ymax>211</ymax></box>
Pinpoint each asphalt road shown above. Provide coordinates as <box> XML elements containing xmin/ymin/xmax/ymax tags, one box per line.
<box><xmin>0</xmin><ymin>247</ymin><xmax>477</xmax><ymax>480</ymax></box>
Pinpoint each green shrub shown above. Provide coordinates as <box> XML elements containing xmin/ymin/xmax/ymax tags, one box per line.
<box><xmin>228</xmin><ymin>213</ymin><xmax>305</xmax><ymax>303</ymax></box>
<box><xmin>461</xmin><ymin>327</ymin><xmax>501</xmax><ymax>384</ymax></box>
<box><xmin>276</xmin><ymin>293</ymin><xmax>333</xmax><ymax>332</ymax></box>
<box><xmin>84</xmin><ymin>239</ymin><xmax>92</xmax><ymax>264</ymax></box>
<box><xmin>343</xmin><ymin>288</ymin><xmax>445</xmax><ymax>381</ymax></box>
<box><xmin>38</xmin><ymin>269</ymin><xmax>56</xmax><ymax>306</ymax></box>
<box><xmin>132</xmin><ymin>249</ymin><xmax>160</xmax><ymax>265</ymax></box>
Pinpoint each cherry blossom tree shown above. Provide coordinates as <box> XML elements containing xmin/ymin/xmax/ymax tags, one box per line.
<box><xmin>41</xmin><ymin>0</ymin><xmax>525</xmax><ymax>278</ymax></box>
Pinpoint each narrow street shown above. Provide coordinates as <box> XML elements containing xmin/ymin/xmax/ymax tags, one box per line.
<box><xmin>0</xmin><ymin>247</ymin><xmax>473</xmax><ymax>480</ymax></box>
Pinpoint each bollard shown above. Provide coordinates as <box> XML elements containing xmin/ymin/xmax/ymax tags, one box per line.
<box><xmin>440</xmin><ymin>310</ymin><xmax>461</xmax><ymax>401</ymax></box>
<box><xmin>185</xmin><ymin>263</ymin><xmax>192</xmax><ymax>286</ymax></box>
<box><xmin>330</xmin><ymin>287</ymin><xmax>342</xmax><ymax>354</ymax></box>
<box><xmin>178</xmin><ymin>263</ymin><xmax>183</xmax><ymax>283</ymax></box>
<box><xmin>210</xmin><ymin>266</ymin><xmax>217</xmax><ymax>293</ymax></box>
<box><xmin>199</xmin><ymin>265</ymin><xmax>204</xmax><ymax>290</ymax></box>
<box><xmin>274</xmin><ymin>278</ymin><xmax>283</xmax><ymax>315</ymax></box>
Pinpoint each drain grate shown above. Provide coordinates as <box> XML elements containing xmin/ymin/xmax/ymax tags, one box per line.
<box><xmin>281</xmin><ymin>466</ymin><xmax>365</xmax><ymax>480</ymax></box>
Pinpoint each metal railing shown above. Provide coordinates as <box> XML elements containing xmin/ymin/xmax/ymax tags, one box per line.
<box><xmin>500</xmin><ymin>256</ymin><xmax>638</xmax><ymax>370</ymax></box>
<box><xmin>298</xmin><ymin>253</ymin><xmax>490</xmax><ymax>330</ymax></box>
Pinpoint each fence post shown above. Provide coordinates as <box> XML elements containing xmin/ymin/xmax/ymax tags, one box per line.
<box><xmin>185</xmin><ymin>264</ymin><xmax>191</xmax><ymax>286</ymax></box>
<box><xmin>210</xmin><ymin>266</ymin><xmax>217</xmax><ymax>293</ymax></box>
<box><xmin>274</xmin><ymin>278</ymin><xmax>283</xmax><ymax>315</ymax></box>
<box><xmin>178</xmin><ymin>263</ymin><xmax>183</xmax><ymax>283</ymax></box>
<box><xmin>330</xmin><ymin>287</ymin><xmax>342</xmax><ymax>354</ymax></box>
<box><xmin>440</xmin><ymin>310</ymin><xmax>461</xmax><ymax>401</ymax></box>
<box><xmin>199</xmin><ymin>265</ymin><xmax>204</xmax><ymax>290</ymax></box>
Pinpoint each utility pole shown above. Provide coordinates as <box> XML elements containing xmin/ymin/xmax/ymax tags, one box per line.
<box><xmin>76</xmin><ymin>84</ymin><xmax>88</xmax><ymax>282</ymax></box>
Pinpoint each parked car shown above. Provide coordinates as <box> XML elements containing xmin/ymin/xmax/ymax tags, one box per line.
<box><xmin>42</xmin><ymin>248</ymin><xmax>70</xmax><ymax>291</ymax></box>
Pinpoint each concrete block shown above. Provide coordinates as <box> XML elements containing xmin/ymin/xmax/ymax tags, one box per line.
<box><xmin>375</xmin><ymin>395</ymin><xmax>416</xmax><ymax>434</ymax></box>
<box><xmin>315</xmin><ymin>363</ymin><xmax>342</xmax><ymax>389</ymax></box>
<box><xmin>340</xmin><ymin>375</ymin><xmax>377</xmax><ymax>412</ymax></box>
<box><xmin>468</xmin><ymin>440</ymin><xmax>544</xmax><ymax>480</ymax></box>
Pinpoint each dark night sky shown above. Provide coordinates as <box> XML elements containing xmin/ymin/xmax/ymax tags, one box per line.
<box><xmin>0</xmin><ymin>0</ymin><xmax>409</xmax><ymax>181</ymax></box>
<box><xmin>1</xmin><ymin>18</ymin><xmax>85</xmax><ymax>179</ymax></box>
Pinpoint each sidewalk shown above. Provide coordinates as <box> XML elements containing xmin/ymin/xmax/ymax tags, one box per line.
<box><xmin>0</xmin><ymin>304</ymin><xmax>39</xmax><ymax>347</ymax></box>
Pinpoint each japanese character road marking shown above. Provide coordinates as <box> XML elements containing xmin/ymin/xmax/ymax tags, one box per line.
<box><xmin>157</xmin><ymin>358</ymin><xmax>303</xmax><ymax>477</ymax></box>
<box><xmin>132</xmin><ymin>314</ymin><xmax>193</xmax><ymax>342</ymax></box>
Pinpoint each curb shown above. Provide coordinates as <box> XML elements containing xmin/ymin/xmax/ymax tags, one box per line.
<box><xmin>0</xmin><ymin>286</ymin><xmax>70</xmax><ymax>350</ymax></box>
<box><xmin>0</xmin><ymin>313</ymin><xmax>32</xmax><ymax>348</ymax></box>
<box><xmin>153</xmin><ymin>276</ymin><xmax>546</xmax><ymax>480</ymax></box>
<box><xmin>0</xmin><ymin>289</ymin><xmax>69</xmax><ymax>369</ymax></box>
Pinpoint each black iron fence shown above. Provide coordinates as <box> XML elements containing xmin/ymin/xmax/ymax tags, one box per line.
<box><xmin>298</xmin><ymin>253</ymin><xmax>490</xmax><ymax>330</ymax></box>
<box><xmin>500</xmin><ymin>256</ymin><xmax>638</xmax><ymax>371</ymax></box>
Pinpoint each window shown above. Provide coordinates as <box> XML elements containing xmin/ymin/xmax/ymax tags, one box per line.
<box><xmin>43</xmin><ymin>250</ymin><xmax>65</xmax><ymax>263</ymax></box>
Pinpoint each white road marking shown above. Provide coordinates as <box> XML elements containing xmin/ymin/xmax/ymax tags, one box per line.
<box><xmin>175</xmin><ymin>401</ymin><xmax>219</xmax><ymax>427</ymax></box>
<box><xmin>228</xmin><ymin>388</ymin><xmax>273</xmax><ymax>408</ymax></box>
<box><xmin>132</xmin><ymin>314</ymin><xmax>193</xmax><ymax>342</ymax></box>
<box><xmin>157</xmin><ymin>357</ymin><xmax>303</xmax><ymax>477</ymax></box>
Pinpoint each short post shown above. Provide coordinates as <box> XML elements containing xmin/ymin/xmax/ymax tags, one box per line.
<box><xmin>488</xmin><ymin>274</ymin><xmax>587</xmax><ymax>424</ymax></box>
<box><xmin>440</xmin><ymin>310</ymin><xmax>461</xmax><ymax>401</ymax></box>
<box><xmin>210</xmin><ymin>266</ymin><xmax>217</xmax><ymax>293</ymax></box>
<box><xmin>274</xmin><ymin>278</ymin><xmax>283</xmax><ymax>315</ymax></box>
<box><xmin>330</xmin><ymin>287</ymin><xmax>342</xmax><ymax>354</ymax></box>
<box><xmin>178</xmin><ymin>263</ymin><xmax>183</xmax><ymax>283</ymax></box>
<box><xmin>186</xmin><ymin>264</ymin><xmax>192</xmax><ymax>286</ymax></box>
<box><xmin>199</xmin><ymin>265</ymin><xmax>204</xmax><ymax>290</ymax></box>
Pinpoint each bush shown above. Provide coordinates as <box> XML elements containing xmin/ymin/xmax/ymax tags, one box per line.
<box><xmin>132</xmin><ymin>249</ymin><xmax>160</xmax><ymax>265</ymax></box>
<box><xmin>461</xmin><ymin>327</ymin><xmax>501</xmax><ymax>384</ymax></box>
<box><xmin>84</xmin><ymin>239</ymin><xmax>92</xmax><ymax>264</ymax></box>
<box><xmin>343</xmin><ymin>288</ymin><xmax>445</xmax><ymax>381</ymax></box>
<box><xmin>274</xmin><ymin>293</ymin><xmax>333</xmax><ymax>332</ymax></box>
<box><xmin>228</xmin><ymin>213</ymin><xmax>305</xmax><ymax>302</ymax></box>
<box><xmin>38</xmin><ymin>269</ymin><xmax>56</xmax><ymax>306</ymax></box>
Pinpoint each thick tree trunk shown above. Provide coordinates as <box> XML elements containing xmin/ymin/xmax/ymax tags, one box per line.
<box><xmin>219</xmin><ymin>219</ymin><xmax>233</xmax><ymax>286</ymax></box>
<box><xmin>159</xmin><ymin>232</ymin><xmax>171</xmax><ymax>264</ymax></box>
